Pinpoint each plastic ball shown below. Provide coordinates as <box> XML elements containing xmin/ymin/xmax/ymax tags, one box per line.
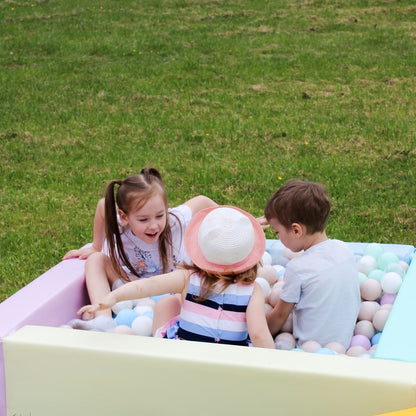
<box><xmin>377</xmin><ymin>252</ymin><xmax>399</xmax><ymax>270</ymax></box>
<box><xmin>264</xmin><ymin>303</ymin><xmax>273</xmax><ymax>315</ymax></box>
<box><xmin>354</xmin><ymin>320</ymin><xmax>376</xmax><ymax>340</ymax></box>
<box><xmin>324</xmin><ymin>342</ymin><xmax>346</xmax><ymax>355</ymax></box>
<box><xmin>372</xmin><ymin>308</ymin><xmax>390</xmax><ymax>331</ymax></box>
<box><xmin>346</xmin><ymin>345</ymin><xmax>367</xmax><ymax>357</ymax></box>
<box><xmin>380</xmin><ymin>293</ymin><xmax>396</xmax><ymax>306</ymax></box>
<box><xmin>283</xmin><ymin>247</ymin><xmax>304</xmax><ymax>260</ymax></box>
<box><xmin>314</xmin><ymin>347</ymin><xmax>337</xmax><ymax>356</ymax></box>
<box><xmin>371</xmin><ymin>332</ymin><xmax>382</xmax><ymax>346</ymax></box>
<box><xmin>281</xmin><ymin>313</ymin><xmax>293</xmax><ymax>333</ymax></box>
<box><xmin>261</xmin><ymin>251</ymin><xmax>273</xmax><ymax>266</ymax></box>
<box><xmin>357</xmin><ymin>255</ymin><xmax>378</xmax><ymax>275</ymax></box>
<box><xmin>112</xmin><ymin>300</ymin><xmax>134</xmax><ymax>315</ymax></box>
<box><xmin>399</xmin><ymin>260</ymin><xmax>409</xmax><ymax>273</ymax></box>
<box><xmin>257</xmin><ymin>265</ymin><xmax>278</xmax><ymax>285</ymax></box>
<box><xmin>273</xmin><ymin>265</ymin><xmax>286</xmax><ymax>279</ymax></box>
<box><xmin>131</xmin><ymin>315</ymin><xmax>153</xmax><ymax>336</ymax></box>
<box><xmin>367</xmin><ymin>269</ymin><xmax>384</xmax><ymax>282</ymax></box>
<box><xmin>89</xmin><ymin>315</ymin><xmax>117</xmax><ymax>332</ymax></box>
<box><xmin>274</xmin><ymin>332</ymin><xmax>296</xmax><ymax>350</ymax></box>
<box><xmin>360</xmin><ymin>279</ymin><xmax>382</xmax><ymax>301</ymax></box>
<box><xmin>358</xmin><ymin>272</ymin><xmax>367</xmax><ymax>284</ymax></box>
<box><xmin>115</xmin><ymin>308</ymin><xmax>139</xmax><ymax>327</ymax></box>
<box><xmin>133</xmin><ymin>297</ymin><xmax>156</xmax><ymax>308</ymax></box>
<box><xmin>350</xmin><ymin>334</ymin><xmax>371</xmax><ymax>350</ymax></box>
<box><xmin>269</xmin><ymin>241</ymin><xmax>288</xmax><ymax>266</ymax></box>
<box><xmin>255</xmin><ymin>277</ymin><xmax>271</xmax><ymax>299</ymax></box>
<box><xmin>267</xmin><ymin>283</ymin><xmax>283</xmax><ymax>307</ymax></box>
<box><xmin>113</xmin><ymin>325</ymin><xmax>134</xmax><ymax>335</ymax></box>
<box><xmin>134</xmin><ymin>305</ymin><xmax>154</xmax><ymax>316</ymax></box>
<box><xmin>301</xmin><ymin>340</ymin><xmax>321</xmax><ymax>353</ymax></box>
<box><xmin>380</xmin><ymin>272</ymin><xmax>402</xmax><ymax>294</ymax></box>
<box><xmin>384</xmin><ymin>262</ymin><xmax>406</xmax><ymax>277</ymax></box>
<box><xmin>363</xmin><ymin>243</ymin><xmax>384</xmax><ymax>260</ymax></box>
<box><xmin>358</xmin><ymin>301</ymin><xmax>380</xmax><ymax>321</ymax></box>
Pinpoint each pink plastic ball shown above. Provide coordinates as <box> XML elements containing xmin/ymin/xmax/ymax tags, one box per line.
<box><xmin>354</xmin><ymin>320</ymin><xmax>376</xmax><ymax>340</ymax></box>
<box><xmin>257</xmin><ymin>265</ymin><xmax>278</xmax><ymax>285</ymax></box>
<box><xmin>264</xmin><ymin>303</ymin><xmax>273</xmax><ymax>315</ymax></box>
<box><xmin>358</xmin><ymin>301</ymin><xmax>380</xmax><ymax>321</ymax></box>
<box><xmin>268</xmin><ymin>283</ymin><xmax>283</xmax><ymax>307</ymax></box>
<box><xmin>372</xmin><ymin>308</ymin><xmax>390</xmax><ymax>331</ymax></box>
<box><xmin>324</xmin><ymin>342</ymin><xmax>346</xmax><ymax>355</ymax></box>
<box><xmin>380</xmin><ymin>293</ymin><xmax>397</xmax><ymax>306</ymax></box>
<box><xmin>255</xmin><ymin>277</ymin><xmax>271</xmax><ymax>299</ymax></box>
<box><xmin>113</xmin><ymin>325</ymin><xmax>134</xmax><ymax>335</ymax></box>
<box><xmin>350</xmin><ymin>334</ymin><xmax>371</xmax><ymax>350</ymax></box>
<box><xmin>360</xmin><ymin>279</ymin><xmax>382</xmax><ymax>301</ymax></box>
<box><xmin>346</xmin><ymin>345</ymin><xmax>367</xmax><ymax>357</ymax></box>
<box><xmin>301</xmin><ymin>340</ymin><xmax>321</xmax><ymax>353</ymax></box>
<box><xmin>281</xmin><ymin>313</ymin><xmax>293</xmax><ymax>333</ymax></box>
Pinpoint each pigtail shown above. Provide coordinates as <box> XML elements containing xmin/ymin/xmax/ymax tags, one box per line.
<box><xmin>104</xmin><ymin>179</ymin><xmax>139</xmax><ymax>281</ymax></box>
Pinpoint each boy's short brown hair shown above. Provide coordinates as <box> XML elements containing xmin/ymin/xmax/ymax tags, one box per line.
<box><xmin>264</xmin><ymin>179</ymin><xmax>331</xmax><ymax>234</ymax></box>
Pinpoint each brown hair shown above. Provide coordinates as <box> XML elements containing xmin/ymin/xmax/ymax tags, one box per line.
<box><xmin>105</xmin><ymin>167</ymin><xmax>179</xmax><ymax>281</ymax></box>
<box><xmin>264</xmin><ymin>179</ymin><xmax>331</xmax><ymax>234</ymax></box>
<box><xmin>181</xmin><ymin>263</ymin><xmax>259</xmax><ymax>302</ymax></box>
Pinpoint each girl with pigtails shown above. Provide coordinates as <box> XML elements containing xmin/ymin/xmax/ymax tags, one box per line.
<box><xmin>64</xmin><ymin>168</ymin><xmax>217</xmax><ymax>328</ymax></box>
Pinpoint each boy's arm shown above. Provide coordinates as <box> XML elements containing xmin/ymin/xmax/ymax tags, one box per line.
<box><xmin>266</xmin><ymin>299</ymin><xmax>295</xmax><ymax>337</ymax></box>
<box><xmin>77</xmin><ymin>269</ymin><xmax>189</xmax><ymax>316</ymax></box>
<box><xmin>183</xmin><ymin>195</ymin><xmax>218</xmax><ymax>216</ymax></box>
<box><xmin>63</xmin><ymin>198</ymin><xmax>105</xmax><ymax>260</ymax></box>
<box><xmin>246</xmin><ymin>283</ymin><xmax>275</xmax><ymax>349</ymax></box>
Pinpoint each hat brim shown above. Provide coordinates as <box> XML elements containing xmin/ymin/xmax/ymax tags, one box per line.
<box><xmin>184</xmin><ymin>205</ymin><xmax>266</xmax><ymax>274</ymax></box>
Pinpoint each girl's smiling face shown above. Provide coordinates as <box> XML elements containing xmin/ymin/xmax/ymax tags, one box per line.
<box><xmin>119</xmin><ymin>193</ymin><xmax>167</xmax><ymax>244</ymax></box>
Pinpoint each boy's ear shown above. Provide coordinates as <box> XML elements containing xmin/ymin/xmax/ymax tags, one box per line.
<box><xmin>291</xmin><ymin>223</ymin><xmax>304</xmax><ymax>238</ymax></box>
<box><xmin>117</xmin><ymin>209</ymin><xmax>129</xmax><ymax>226</ymax></box>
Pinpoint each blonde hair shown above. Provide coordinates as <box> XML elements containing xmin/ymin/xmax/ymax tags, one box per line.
<box><xmin>181</xmin><ymin>263</ymin><xmax>259</xmax><ymax>302</ymax></box>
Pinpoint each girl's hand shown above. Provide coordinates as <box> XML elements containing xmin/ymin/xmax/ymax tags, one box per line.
<box><xmin>63</xmin><ymin>246</ymin><xmax>99</xmax><ymax>260</ymax></box>
<box><xmin>256</xmin><ymin>216</ymin><xmax>270</xmax><ymax>230</ymax></box>
<box><xmin>77</xmin><ymin>300</ymin><xmax>113</xmax><ymax>316</ymax></box>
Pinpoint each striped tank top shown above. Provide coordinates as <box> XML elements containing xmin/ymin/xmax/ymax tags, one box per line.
<box><xmin>177</xmin><ymin>273</ymin><xmax>254</xmax><ymax>346</ymax></box>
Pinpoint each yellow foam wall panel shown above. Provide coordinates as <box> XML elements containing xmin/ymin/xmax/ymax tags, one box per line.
<box><xmin>376</xmin><ymin>408</ymin><xmax>416</xmax><ymax>416</ymax></box>
<box><xmin>4</xmin><ymin>326</ymin><xmax>416</xmax><ymax>416</ymax></box>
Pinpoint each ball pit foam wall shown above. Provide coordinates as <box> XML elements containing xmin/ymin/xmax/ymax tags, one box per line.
<box><xmin>1</xmin><ymin>241</ymin><xmax>415</xmax><ymax>416</ymax></box>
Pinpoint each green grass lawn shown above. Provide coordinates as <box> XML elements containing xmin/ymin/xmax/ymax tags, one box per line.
<box><xmin>1</xmin><ymin>0</ymin><xmax>415</xmax><ymax>301</ymax></box>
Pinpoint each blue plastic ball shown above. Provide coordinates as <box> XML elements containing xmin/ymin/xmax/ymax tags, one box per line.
<box><xmin>371</xmin><ymin>332</ymin><xmax>382</xmax><ymax>346</ymax></box>
<box><xmin>314</xmin><ymin>347</ymin><xmax>337</xmax><ymax>356</ymax></box>
<box><xmin>115</xmin><ymin>308</ymin><xmax>139</xmax><ymax>327</ymax></box>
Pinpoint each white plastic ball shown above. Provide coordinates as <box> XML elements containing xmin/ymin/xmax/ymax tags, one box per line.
<box><xmin>381</xmin><ymin>272</ymin><xmax>402</xmax><ymax>294</ymax></box>
<box><xmin>261</xmin><ymin>251</ymin><xmax>273</xmax><ymax>266</ymax></box>
<box><xmin>132</xmin><ymin>297</ymin><xmax>156</xmax><ymax>308</ymax></box>
<box><xmin>273</xmin><ymin>265</ymin><xmax>286</xmax><ymax>279</ymax></box>
<box><xmin>255</xmin><ymin>277</ymin><xmax>271</xmax><ymax>299</ymax></box>
<box><xmin>112</xmin><ymin>300</ymin><xmax>134</xmax><ymax>315</ymax></box>
<box><xmin>131</xmin><ymin>315</ymin><xmax>153</xmax><ymax>336</ymax></box>
<box><xmin>357</xmin><ymin>255</ymin><xmax>378</xmax><ymax>275</ymax></box>
<box><xmin>134</xmin><ymin>305</ymin><xmax>154</xmax><ymax>316</ymax></box>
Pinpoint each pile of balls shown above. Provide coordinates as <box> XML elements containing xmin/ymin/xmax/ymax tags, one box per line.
<box><xmin>68</xmin><ymin>242</ymin><xmax>409</xmax><ymax>360</ymax></box>
<box><xmin>255</xmin><ymin>241</ymin><xmax>409</xmax><ymax>357</ymax></box>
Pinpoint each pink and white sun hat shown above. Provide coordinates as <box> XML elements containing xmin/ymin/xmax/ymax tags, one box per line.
<box><xmin>184</xmin><ymin>206</ymin><xmax>266</xmax><ymax>274</ymax></box>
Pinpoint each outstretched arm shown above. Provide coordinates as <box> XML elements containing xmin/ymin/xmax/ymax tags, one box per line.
<box><xmin>183</xmin><ymin>195</ymin><xmax>218</xmax><ymax>216</ymax></box>
<box><xmin>266</xmin><ymin>299</ymin><xmax>295</xmax><ymax>337</ymax></box>
<box><xmin>63</xmin><ymin>198</ymin><xmax>106</xmax><ymax>260</ymax></box>
<box><xmin>77</xmin><ymin>269</ymin><xmax>190</xmax><ymax>316</ymax></box>
<box><xmin>246</xmin><ymin>283</ymin><xmax>275</xmax><ymax>349</ymax></box>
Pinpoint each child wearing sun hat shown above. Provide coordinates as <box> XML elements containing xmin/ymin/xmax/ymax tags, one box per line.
<box><xmin>78</xmin><ymin>206</ymin><xmax>275</xmax><ymax>349</ymax></box>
